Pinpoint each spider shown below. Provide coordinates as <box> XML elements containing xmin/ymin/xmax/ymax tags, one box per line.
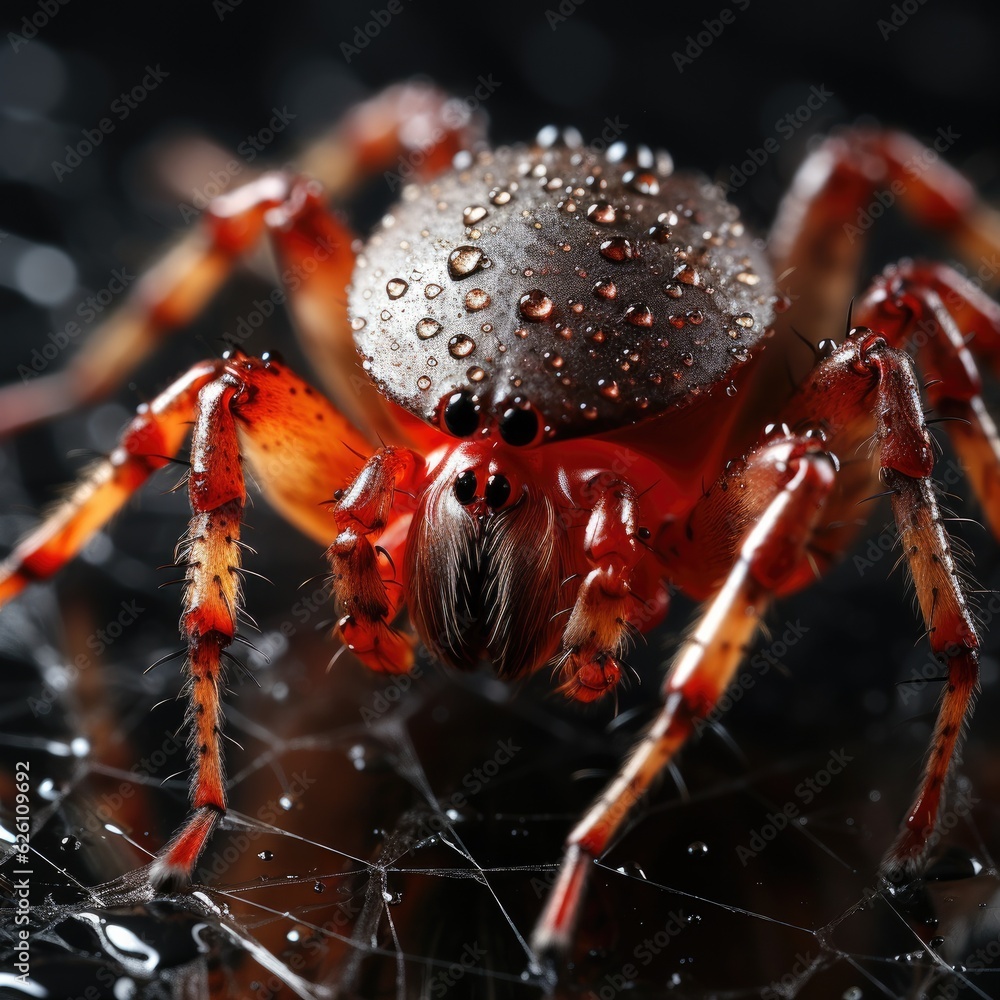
<box><xmin>1</xmin><ymin>82</ymin><xmax>999</xmax><ymax>966</ymax></box>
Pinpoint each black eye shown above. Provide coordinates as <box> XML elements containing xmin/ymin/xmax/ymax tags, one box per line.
<box><xmin>454</xmin><ymin>470</ymin><xmax>477</xmax><ymax>505</ymax></box>
<box><xmin>485</xmin><ymin>474</ymin><xmax>511</xmax><ymax>509</ymax></box>
<box><xmin>499</xmin><ymin>404</ymin><xmax>539</xmax><ymax>446</ymax></box>
<box><xmin>443</xmin><ymin>391</ymin><xmax>480</xmax><ymax>437</ymax></box>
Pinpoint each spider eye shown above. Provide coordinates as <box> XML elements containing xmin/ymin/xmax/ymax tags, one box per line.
<box><xmin>498</xmin><ymin>402</ymin><xmax>540</xmax><ymax>447</ymax></box>
<box><xmin>485</xmin><ymin>474</ymin><xmax>511</xmax><ymax>509</ymax></box>
<box><xmin>454</xmin><ymin>470</ymin><xmax>477</xmax><ymax>505</ymax></box>
<box><xmin>442</xmin><ymin>391</ymin><xmax>480</xmax><ymax>437</ymax></box>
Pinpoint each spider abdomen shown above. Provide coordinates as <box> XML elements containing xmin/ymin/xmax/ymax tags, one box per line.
<box><xmin>350</xmin><ymin>142</ymin><xmax>777</xmax><ymax>440</ymax></box>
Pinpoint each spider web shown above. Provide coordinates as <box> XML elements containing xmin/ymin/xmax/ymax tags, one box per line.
<box><xmin>2</xmin><ymin>430</ymin><xmax>1000</xmax><ymax>1000</ymax></box>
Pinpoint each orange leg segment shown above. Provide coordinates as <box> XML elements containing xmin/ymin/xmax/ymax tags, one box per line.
<box><xmin>770</xmin><ymin>128</ymin><xmax>1000</xmax><ymax>348</ymax></box>
<box><xmin>329</xmin><ymin>447</ymin><xmax>423</xmax><ymax>674</ymax></box>
<box><xmin>852</xmin><ymin>259</ymin><xmax>1000</xmax><ymax>535</ymax></box>
<box><xmin>531</xmin><ymin>432</ymin><xmax>837</xmax><ymax>960</ymax></box>
<box><xmin>0</xmin><ymin>82</ymin><xmax>484</xmax><ymax>440</ymax></box>
<box><xmin>1</xmin><ymin>352</ymin><xmax>383</xmax><ymax>886</ymax></box>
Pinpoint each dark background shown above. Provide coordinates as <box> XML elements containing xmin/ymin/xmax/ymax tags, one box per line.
<box><xmin>2</xmin><ymin>1</ymin><xmax>1000</xmax><ymax>998</ymax></box>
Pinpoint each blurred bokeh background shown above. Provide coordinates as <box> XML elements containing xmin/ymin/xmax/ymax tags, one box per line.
<box><xmin>2</xmin><ymin>1</ymin><xmax>1000</xmax><ymax>997</ymax></box>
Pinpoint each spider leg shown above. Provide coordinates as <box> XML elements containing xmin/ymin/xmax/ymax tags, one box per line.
<box><xmin>0</xmin><ymin>83</ymin><xmax>481</xmax><ymax>440</ymax></box>
<box><xmin>769</xmin><ymin>128</ymin><xmax>1000</xmax><ymax>347</ymax></box>
<box><xmin>851</xmin><ymin>259</ymin><xmax>1000</xmax><ymax>534</ymax></box>
<box><xmin>535</xmin><ymin>331</ymin><xmax>984</xmax><ymax>958</ymax></box>
<box><xmin>531</xmin><ymin>431</ymin><xmax>837</xmax><ymax>959</ymax></box>
<box><xmin>781</xmin><ymin>334</ymin><xmax>981</xmax><ymax>877</ymax></box>
<box><xmin>0</xmin><ymin>354</ymin><xmax>385</xmax><ymax>885</ymax></box>
<box><xmin>328</xmin><ymin>447</ymin><xmax>424</xmax><ymax>674</ymax></box>
<box><xmin>554</xmin><ymin>476</ymin><xmax>669</xmax><ymax>702</ymax></box>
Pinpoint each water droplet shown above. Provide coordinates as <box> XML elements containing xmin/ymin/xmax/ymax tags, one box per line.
<box><xmin>463</xmin><ymin>205</ymin><xmax>488</xmax><ymax>226</ymax></box>
<box><xmin>624</xmin><ymin>303</ymin><xmax>654</xmax><ymax>327</ymax></box>
<box><xmin>425</xmin><ymin>283</ymin><xmax>443</xmax><ymax>299</ymax></box>
<box><xmin>663</xmin><ymin>283</ymin><xmax>683</xmax><ymax>299</ymax></box>
<box><xmin>467</xmin><ymin>366</ymin><xmax>486</xmax><ymax>382</ymax></box>
<box><xmin>725</xmin><ymin>382</ymin><xmax>738</xmax><ymax>396</ymax></box>
<box><xmin>589</xmin><ymin>329</ymin><xmax>607</xmax><ymax>344</ymax></box>
<box><xmin>587</xmin><ymin>202</ymin><xmax>617</xmax><ymax>224</ymax></box>
<box><xmin>313</xmin><ymin>880</ymin><xmax>325</xmax><ymax>893</ymax></box>
<box><xmin>687</xmin><ymin>841</ymin><xmax>709</xmax><ymax>857</ymax></box>
<box><xmin>519</xmin><ymin>289</ymin><xmax>554</xmax><ymax>321</ymax></box>
<box><xmin>386</xmin><ymin>278</ymin><xmax>408</xmax><ymax>299</ymax></box>
<box><xmin>514</xmin><ymin>327</ymin><xmax>529</xmax><ymax>339</ymax></box>
<box><xmin>623</xmin><ymin>170</ymin><xmax>660</xmax><ymax>196</ymax></box>
<box><xmin>379</xmin><ymin>309</ymin><xmax>392</xmax><ymax>322</ymax></box>
<box><xmin>593</xmin><ymin>280</ymin><xmax>617</xmax><ymax>300</ymax></box>
<box><xmin>416</xmin><ymin>318</ymin><xmax>442</xmax><ymax>340</ymax></box>
<box><xmin>489</xmin><ymin>186</ymin><xmax>512</xmax><ymax>205</ymax></box>
<box><xmin>681</xmin><ymin>352</ymin><xmax>694</xmax><ymax>367</ymax></box>
<box><xmin>351</xmin><ymin>317</ymin><xmax>367</xmax><ymax>331</ymax></box>
<box><xmin>448</xmin><ymin>245</ymin><xmax>487</xmax><ymax>280</ymax></box>
<box><xmin>464</xmin><ymin>288</ymin><xmax>491</xmax><ymax>312</ymax></box>
<box><xmin>600</xmin><ymin>237</ymin><xmax>636</xmax><ymax>262</ymax></box>
<box><xmin>687</xmin><ymin>309</ymin><xmax>704</xmax><ymax>325</ymax></box>
<box><xmin>448</xmin><ymin>334</ymin><xmax>476</xmax><ymax>358</ymax></box>
<box><xmin>673</xmin><ymin>264</ymin><xmax>701</xmax><ymax>286</ymax></box>
<box><xmin>647</xmin><ymin>224</ymin><xmax>672</xmax><ymax>243</ymax></box>
<box><xmin>543</xmin><ymin>352</ymin><xmax>564</xmax><ymax>371</ymax></box>
<box><xmin>60</xmin><ymin>836</ymin><xmax>82</xmax><ymax>851</ymax></box>
<box><xmin>735</xmin><ymin>312</ymin><xmax>755</xmax><ymax>328</ymax></box>
<box><xmin>598</xmin><ymin>379</ymin><xmax>620</xmax><ymax>400</ymax></box>
<box><xmin>258</xmin><ymin>850</ymin><xmax>274</xmax><ymax>861</ymax></box>
<box><xmin>417</xmin><ymin>375</ymin><xmax>432</xmax><ymax>390</ymax></box>
<box><xmin>736</xmin><ymin>271</ymin><xmax>761</xmax><ymax>285</ymax></box>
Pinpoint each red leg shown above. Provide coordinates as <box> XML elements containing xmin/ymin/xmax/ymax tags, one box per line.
<box><xmin>555</xmin><ymin>475</ymin><xmax>669</xmax><ymax>702</ymax></box>
<box><xmin>781</xmin><ymin>333</ymin><xmax>981</xmax><ymax>874</ymax></box>
<box><xmin>0</xmin><ymin>83</ymin><xmax>482</xmax><ymax>439</ymax></box>
<box><xmin>531</xmin><ymin>431</ymin><xmax>837</xmax><ymax>959</ymax></box>
<box><xmin>0</xmin><ymin>360</ymin><xmax>219</xmax><ymax>605</ymax></box>
<box><xmin>0</xmin><ymin>353</ymin><xmax>385</xmax><ymax>885</ymax></box>
<box><xmin>770</xmin><ymin>128</ymin><xmax>1000</xmax><ymax>347</ymax></box>
<box><xmin>328</xmin><ymin>447</ymin><xmax>424</xmax><ymax>674</ymax></box>
<box><xmin>851</xmin><ymin>259</ymin><xmax>1000</xmax><ymax>535</ymax></box>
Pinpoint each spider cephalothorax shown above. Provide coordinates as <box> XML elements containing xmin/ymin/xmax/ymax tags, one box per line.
<box><xmin>1</xmin><ymin>83</ymin><xmax>999</xmax><ymax>970</ymax></box>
